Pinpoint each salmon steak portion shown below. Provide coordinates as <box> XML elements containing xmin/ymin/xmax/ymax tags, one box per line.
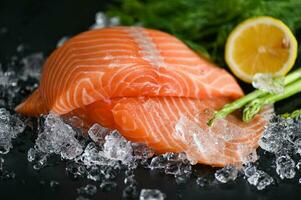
<box><xmin>15</xmin><ymin>26</ymin><xmax>268</xmax><ymax>166</ymax></box>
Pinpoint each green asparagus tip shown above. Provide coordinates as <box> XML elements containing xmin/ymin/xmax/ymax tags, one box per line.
<box><xmin>242</xmin><ymin>99</ymin><xmax>264</xmax><ymax>122</ymax></box>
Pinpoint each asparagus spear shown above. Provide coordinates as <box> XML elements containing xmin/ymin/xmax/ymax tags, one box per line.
<box><xmin>243</xmin><ymin>78</ymin><xmax>301</xmax><ymax>122</ymax></box>
<box><xmin>207</xmin><ymin>68</ymin><xmax>301</xmax><ymax>126</ymax></box>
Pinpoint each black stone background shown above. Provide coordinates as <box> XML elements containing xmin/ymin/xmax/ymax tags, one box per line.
<box><xmin>1</xmin><ymin>0</ymin><xmax>301</xmax><ymax>199</ymax></box>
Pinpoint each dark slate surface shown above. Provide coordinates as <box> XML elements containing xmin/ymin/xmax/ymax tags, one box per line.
<box><xmin>0</xmin><ymin>0</ymin><xmax>301</xmax><ymax>199</ymax></box>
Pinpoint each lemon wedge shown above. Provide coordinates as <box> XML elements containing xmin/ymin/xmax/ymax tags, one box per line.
<box><xmin>225</xmin><ymin>16</ymin><xmax>298</xmax><ymax>83</ymax></box>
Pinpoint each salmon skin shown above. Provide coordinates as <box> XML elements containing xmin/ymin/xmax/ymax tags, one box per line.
<box><xmin>15</xmin><ymin>26</ymin><xmax>267</xmax><ymax>166</ymax></box>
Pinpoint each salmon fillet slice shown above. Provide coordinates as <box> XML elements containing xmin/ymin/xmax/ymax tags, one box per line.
<box><xmin>14</xmin><ymin>26</ymin><xmax>267</xmax><ymax>167</ymax></box>
<box><xmin>15</xmin><ymin>26</ymin><xmax>243</xmax><ymax>116</ymax></box>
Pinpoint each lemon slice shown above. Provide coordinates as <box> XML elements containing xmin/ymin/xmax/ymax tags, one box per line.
<box><xmin>225</xmin><ymin>16</ymin><xmax>298</xmax><ymax>83</ymax></box>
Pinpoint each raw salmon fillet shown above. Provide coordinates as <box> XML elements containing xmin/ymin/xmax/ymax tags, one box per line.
<box><xmin>15</xmin><ymin>26</ymin><xmax>267</xmax><ymax>166</ymax></box>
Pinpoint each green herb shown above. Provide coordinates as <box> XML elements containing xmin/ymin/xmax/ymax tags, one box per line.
<box><xmin>282</xmin><ymin>108</ymin><xmax>301</xmax><ymax>119</ymax></box>
<box><xmin>208</xmin><ymin>68</ymin><xmax>301</xmax><ymax>126</ymax></box>
<box><xmin>107</xmin><ymin>0</ymin><xmax>301</xmax><ymax>65</ymax></box>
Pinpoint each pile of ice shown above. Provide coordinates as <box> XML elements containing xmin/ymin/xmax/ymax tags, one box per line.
<box><xmin>259</xmin><ymin>115</ymin><xmax>301</xmax><ymax>180</ymax></box>
<box><xmin>0</xmin><ymin>108</ymin><xmax>25</xmax><ymax>154</ymax></box>
<box><xmin>212</xmin><ymin>114</ymin><xmax>301</xmax><ymax>190</ymax></box>
<box><xmin>27</xmin><ymin>113</ymin><xmax>83</xmax><ymax>169</ymax></box>
<box><xmin>27</xmin><ymin>113</ymin><xmax>155</xmax><ymax>171</ymax></box>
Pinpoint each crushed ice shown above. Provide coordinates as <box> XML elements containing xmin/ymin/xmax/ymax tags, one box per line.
<box><xmin>0</xmin><ymin>108</ymin><xmax>25</xmax><ymax>154</ymax></box>
<box><xmin>252</xmin><ymin>73</ymin><xmax>285</xmax><ymax>94</ymax></box>
<box><xmin>244</xmin><ymin>164</ymin><xmax>274</xmax><ymax>190</ymax></box>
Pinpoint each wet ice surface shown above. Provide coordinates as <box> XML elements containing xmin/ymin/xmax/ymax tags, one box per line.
<box><xmin>252</xmin><ymin>73</ymin><xmax>285</xmax><ymax>94</ymax></box>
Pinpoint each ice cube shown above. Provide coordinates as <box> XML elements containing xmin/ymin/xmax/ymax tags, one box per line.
<box><xmin>149</xmin><ymin>155</ymin><xmax>166</xmax><ymax>170</ymax></box>
<box><xmin>132</xmin><ymin>143</ymin><xmax>154</xmax><ymax>162</ymax></box>
<box><xmin>139</xmin><ymin>189</ymin><xmax>166</xmax><ymax>200</ymax></box>
<box><xmin>276</xmin><ymin>155</ymin><xmax>295</xmax><ymax>179</ymax></box>
<box><xmin>247</xmin><ymin>169</ymin><xmax>273</xmax><ymax>190</ymax></box>
<box><xmin>65</xmin><ymin>162</ymin><xmax>87</xmax><ymax>179</ymax></box>
<box><xmin>259</xmin><ymin>116</ymin><xmax>295</xmax><ymax>154</ymax></box>
<box><xmin>243</xmin><ymin>163</ymin><xmax>257</xmax><ymax>178</ymax></box>
<box><xmin>214</xmin><ymin>165</ymin><xmax>238</xmax><ymax>183</ymax></box>
<box><xmin>88</xmin><ymin>123</ymin><xmax>110</xmax><ymax>144</ymax></box>
<box><xmin>34</xmin><ymin>113</ymin><xmax>83</xmax><ymax>160</ymax></box>
<box><xmin>90</xmin><ymin>12</ymin><xmax>119</xmax><ymax>29</ymax></box>
<box><xmin>99</xmin><ymin>181</ymin><xmax>117</xmax><ymax>192</ymax></box>
<box><xmin>90</xmin><ymin>12</ymin><xmax>108</xmax><ymax>29</ymax></box>
<box><xmin>149</xmin><ymin>153</ymin><xmax>191</xmax><ymax>178</ymax></box>
<box><xmin>103</xmin><ymin>130</ymin><xmax>134</xmax><ymax>165</ymax></box>
<box><xmin>252</xmin><ymin>73</ymin><xmax>284</xmax><ymax>94</ymax></box>
<box><xmin>77</xmin><ymin>184</ymin><xmax>97</xmax><ymax>196</ymax></box>
<box><xmin>77</xmin><ymin>142</ymin><xmax>115</xmax><ymax>167</ymax></box>
<box><xmin>95</xmin><ymin>12</ymin><xmax>107</xmax><ymax>28</ymax></box>
<box><xmin>78</xmin><ymin>130</ymin><xmax>134</xmax><ymax>167</ymax></box>
<box><xmin>86</xmin><ymin>165</ymin><xmax>102</xmax><ymax>181</ymax></box>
